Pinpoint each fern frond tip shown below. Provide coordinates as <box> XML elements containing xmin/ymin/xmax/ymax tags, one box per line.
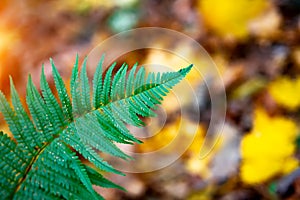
<box><xmin>178</xmin><ymin>64</ymin><xmax>193</xmax><ymax>76</ymax></box>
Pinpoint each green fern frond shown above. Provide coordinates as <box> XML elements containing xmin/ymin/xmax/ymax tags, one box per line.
<box><xmin>0</xmin><ymin>55</ymin><xmax>192</xmax><ymax>199</ymax></box>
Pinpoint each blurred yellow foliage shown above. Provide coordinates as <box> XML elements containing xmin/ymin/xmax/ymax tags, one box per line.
<box><xmin>54</xmin><ymin>0</ymin><xmax>113</xmax><ymax>12</ymax></box>
<box><xmin>198</xmin><ymin>0</ymin><xmax>268</xmax><ymax>39</ymax></box>
<box><xmin>55</xmin><ymin>0</ymin><xmax>137</xmax><ymax>12</ymax></box>
<box><xmin>185</xmin><ymin>124</ymin><xmax>205</xmax><ymax>157</ymax></box>
<box><xmin>183</xmin><ymin>123</ymin><xmax>214</xmax><ymax>178</ymax></box>
<box><xmin>186</xmin><ymin>156</ymin><xmax>211</xmax><ymax>178</ymax></box>
<box><xmin>268</xmin><ymin>76</ymin><xmax>300</xmax><ymax>110</ymax></box>
<box><xmin>139</xmin><ymin>118</ymin><xmax>180</xmax><ymax>152</ymax></box>
<box><xmin>139</xmin><ymin>118</ymin><xmax>204</xmax><ymax>153</ymax></box>
<box><xmin>0</xmin><ymin>26</ymin><xmax>18</xmax><ymax>57</ymax></box>
<box><xmin>0</xmin><ymin>26</ymin><xmax>19</xmax><ymax>91</ymax></box>
<box><xmin>185</xmin><ymin>126</ymin><xmax>232</xmax><ymax>179</ymax></box>
<box><xmin>240</xmin><ymin>108</ymin><xmax>298</xmax><ymax>184</ymax></box>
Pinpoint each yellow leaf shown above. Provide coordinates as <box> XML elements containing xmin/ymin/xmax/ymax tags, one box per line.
<box><xmin>240</xmin><ymin>159</ymin><xmax>282</xmax><ymax>184</ymax></box>
<box><xmin>186</xmin><ymin>156</ymin><xmax>211</xmax><ymax>178</ymax></box>
<box><xmin>198</xmin><ymin>0</ymin><xmax>268</xmax><ymax>39</ymax></box>
<box><xmin>240</xmin><ymin>108</ymin><xmax>299</xmax><ymax>184</ymax></box>
<box><xmin>268</xmin><ymin>76</ymin><xmax>300</xmax><ymax>110</ymax></box>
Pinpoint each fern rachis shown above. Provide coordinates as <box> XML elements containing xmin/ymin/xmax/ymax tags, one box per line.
<box><xmin>0</xmin><ymin>55</ymin><xmax>192</xmax><ymax>199</ymax></box>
